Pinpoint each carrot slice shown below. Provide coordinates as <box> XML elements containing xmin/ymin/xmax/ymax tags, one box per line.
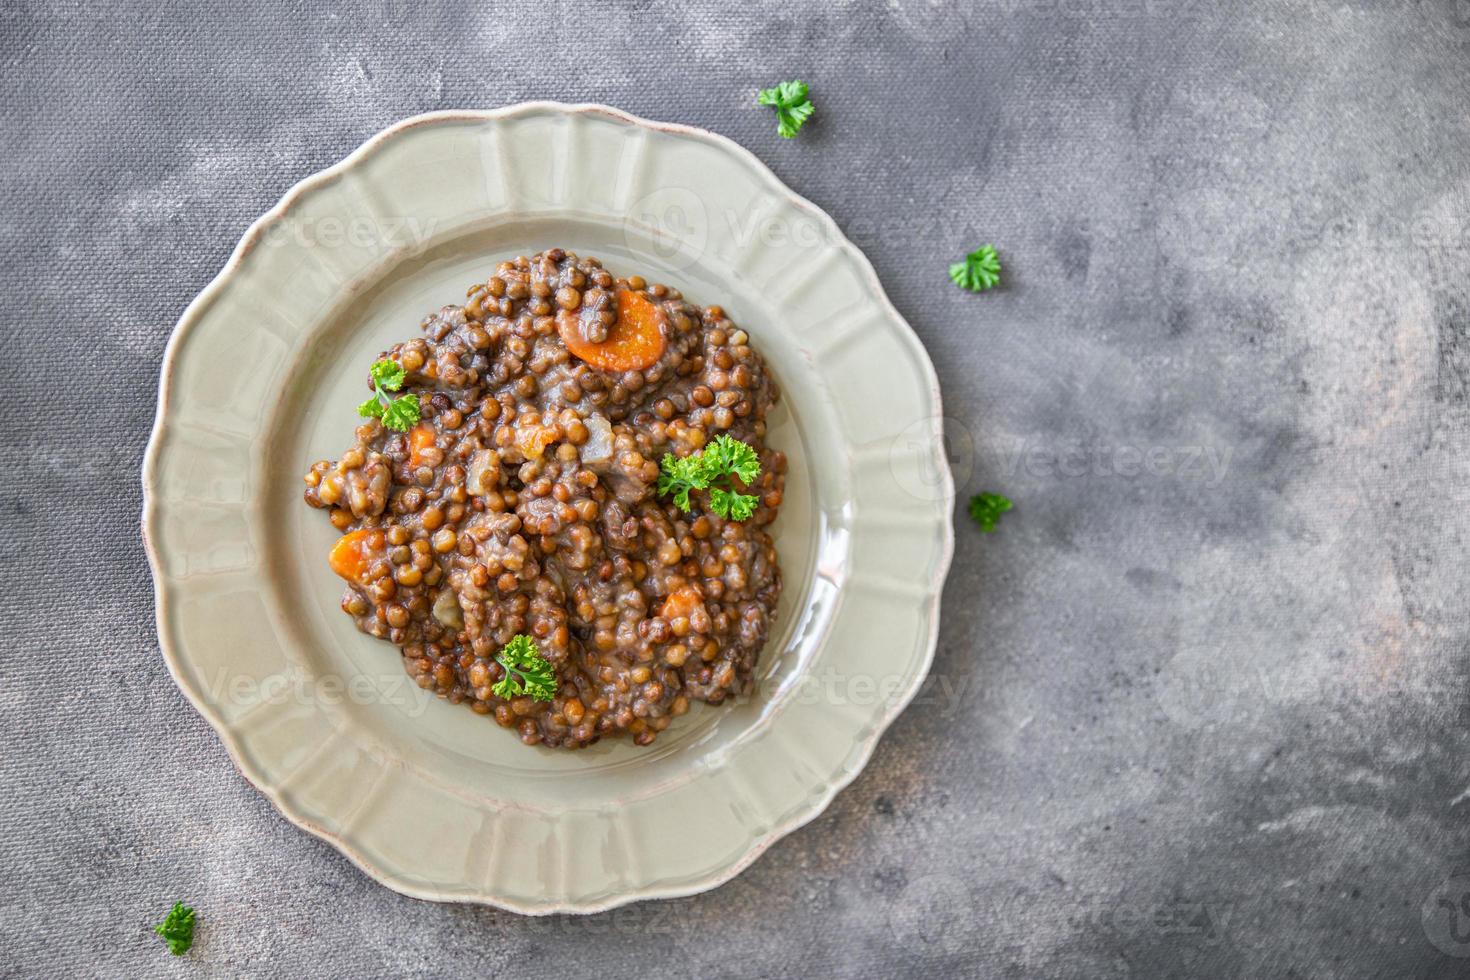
<box><xmin>329</xmin><ymin>528</ymin><xmax>383</xmax><ymax>585</ymax></box>
<box><xmin>660</xmin><ymin>586</ymin><xmax>704</xmax><ymax>621</ymax></box>
<box><xmin>407</xmin><ymin>424</ymin><xmax>436</xmax><ymax>470</ymax></box>
<box><xmin>558</xmin><ymin>289</ymin><xmax>667</xmax><ymax>372</ymax></box>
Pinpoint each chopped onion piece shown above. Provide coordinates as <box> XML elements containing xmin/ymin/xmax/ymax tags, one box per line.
<box><xmin>581</xmin><ymin>414</ymin><xmax>614</xmax><ymax>464</ymax></box>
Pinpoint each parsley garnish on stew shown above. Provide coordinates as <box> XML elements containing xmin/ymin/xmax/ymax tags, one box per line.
<box><xmin>153</xmin><ymin>902</ymin><xmax>196</xmax><ymax>956</ymax></box>
<box><xmin>493</xmin><ymin>635</ymin><xmax>557</xmax><ymax>702</ymax></box>
<box><xmin>949</xmin><ymin>245</ymin><xmax>1002</xmax><ymax>292</ymax></box>
<box><xmin>658</xmin><ymin>435</ymin><xmax>762</xmax><ymax>521</ymax></box>
<box><xmin>757</xmin><ymin>80</ymin><xmax>815</xmax><ymax>138</ymax></box>
<box><xmin>357</xmin><ymin>358</ymin><xmax>421</xmax><ymax>431</ymax></box>
<box><xmin>968</xmin><ymin>492</ymin><xmax>1012</xmax><ymax>532</ymax></box>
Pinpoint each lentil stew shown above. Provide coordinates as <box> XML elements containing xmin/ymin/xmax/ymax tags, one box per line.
<box><xmin>303</xmin><ymin>249</ymin><xmax>786</xmax><ymax>749</ymax></box>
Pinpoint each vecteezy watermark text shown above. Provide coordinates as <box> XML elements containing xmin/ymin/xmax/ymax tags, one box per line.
<box><xmin>1069</xmin><ymin>897</ymin><xmax>1234</xmax><ymax>945</ymax></box>
<box><xmin>995</xmin><ymin>438</ymin><xmax>1231</xmax><ymax>486</ymax></box>
<box><xmin>201</xmin><ymin>664</ymin><xmax>432</xmax><ymax>717</ymax></box>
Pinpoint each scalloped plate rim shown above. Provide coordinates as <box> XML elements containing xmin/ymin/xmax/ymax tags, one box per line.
<box><xmin>141</xmin><ymin>102</ymin><xmax>955</xmax><ymax>915</ymax></box>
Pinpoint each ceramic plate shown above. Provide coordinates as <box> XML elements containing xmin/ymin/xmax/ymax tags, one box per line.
<box><xmin>142</xmin><ymin>103</ymin><xmax>954</xmax><ymax>913</ymax></box>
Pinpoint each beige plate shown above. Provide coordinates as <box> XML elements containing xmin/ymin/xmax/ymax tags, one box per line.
<box><xmin>142</xmin><ymin>103</ymin><xmax>954</xmax><ymax>913</ymax></box>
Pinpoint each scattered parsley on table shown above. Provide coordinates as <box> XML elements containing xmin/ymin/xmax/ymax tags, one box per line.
<box><xmin>757</xmin><ymin>80</ymin><xmax>815</xmax><ymax>138</ymax></box>
<box><xmin>153</xmin><ymin>902</ymin><xmax>196</xmax><ymax>956</ymax></box>
<box><xmin>968</xmin><ymin>492</ymin><xmax>1012</xmax><ymax>532</ymax></box>
<box><xmin>357</xmin><ymin>358</ymin><xmax>421</xmax><ymax>431</ymax></box>
<box><xmin>493</xmin><ymin>634</ymin><xmax>557</xmax><ymax>701</ymax></box>
<box><xmin>658</xmin><ymin>435</ymin><xmax>762</xmax><ymax>520</ymax></box>
<box><xmin>949</xmin><ymin>245</ymin><xmax>1002</xmax><ymax>292</ymax></box>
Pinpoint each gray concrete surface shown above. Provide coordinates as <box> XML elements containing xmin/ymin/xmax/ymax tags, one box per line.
<box><xmin>5</xmin><ymin>0</ymin><xmax>1470</xmax><ymax>976</ymax></box>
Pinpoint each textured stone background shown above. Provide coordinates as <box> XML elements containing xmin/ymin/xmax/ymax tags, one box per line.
<box><xmin>5</xmin><ymin>0</ymin><xmax>1470</xmax><ymax>976</ymax></box>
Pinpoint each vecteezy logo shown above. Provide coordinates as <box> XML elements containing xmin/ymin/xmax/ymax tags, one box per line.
<box><xmin>887</xmin><ymin>0</ymin><xmax>966</xmax><ymax>42</ymax></box>
<box><xmin>886</xmin><ymin>872</ymin><xmax>973</xmax><ymax>953</ymax></box>
<box><xmin>623</xmin><ymin>186</ymin><xmax>708</xmax><ymax>272</ymax></box>
<box><xmin>1154</xmin><ymin>187</ymin><xmax>1240</xmax><ymax>275</ymax></box>
<box><xmin>1422</xmin><ymin>874</ymin><xmax>1470</xmax><ymax>957</ymax></box>
<box><xmin>888</xmin><ymin>415</ymin><xmax>972</xmax><ymax>503</ymax></box>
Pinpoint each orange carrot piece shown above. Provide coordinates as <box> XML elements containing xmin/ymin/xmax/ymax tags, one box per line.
<box><xmin>407</xmin><ymin>424</ymin><xmax>436</xmax><ymax>470</ymax></box>
<box><xmin>660</xmin><ymin>586</ymin><xmax>704</xmax><ymax>621</ymax></box>
<box><xmin>558</xmin><ymin>289</ymin><xmax>667</xmax><ymax>372</ymax></box>
<box><xmin>329</xmin><ymin>528</ymin><xmax>383</xmax><ymax>584</ymax></box>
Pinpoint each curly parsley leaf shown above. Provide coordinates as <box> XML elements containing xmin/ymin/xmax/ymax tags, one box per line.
<box><xmin>657</xmin><ymin>452</ymin><xmax>706</xmax><ymax>511</ymax></box>
<box><xmin>380</xmin><ymin>393</ymin><xmax>421</xmax><ymax>431</ymax></box>
<box><xmin>358</xmin><ymin>359</ymin><xmax>419</xmax><ymax>430</ymax></box>
<box><xmin>658</xmin><ymin>436</ymin><xmax>762</xmax><ymax>521</ymax></box>
<box><xmin>370</xmin><ymin>358</ymin><xmax>406</xmax><ymax>392</ymax></box>
<box><xmin>709</xmin><ymin>486</ymin><xmax>759</xmax><ymax>522</ymax></box>
<box><xmin>949</xmin><ymin>245</ymin><xmax>1002</xmax><ymax>292</ymax></box>
<box><xmin>757</xmin><ymin>80</ymin><xmax>815</xmax><ymax>138</ymax></box>
<box><xmin>492</xmin><ymin>634</ymin><xmax>556</xmax><ymax>702</ymax></box>
<box><xmin>968</xmin><ymin>492</ymin><xmax>1012</xmax><ymax>532</ymax></box>
<box><xmin>699</xmin><ymin>435</ymin><xmax>761</xmax><ymax>485</ymax></box>
<box><xmin>153</xmin><ymin>902</ymin><xmax>196</xmax><ymax>956</ymax></box>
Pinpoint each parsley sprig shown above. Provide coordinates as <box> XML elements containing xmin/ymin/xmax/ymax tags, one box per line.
<box><xmin>658</xmin><ymin>435</ymin><xmax>762</xmax><ymax>521</ymax></box>
<box><xmin>153</xmin><ymin>902</ymin><xmax>196</xmax><ymax>956</ymax></box>
<box><xmin>968</xmin><ymin>492</ymin><xmax>1012</xmax><ymax>532</ymax></box>
<box><xmin>757</xmin><ymin>80</ymin><xmax>815</xmax><ymax>138</ymax></box>
<box><xmin>357</xmin><ymin>358</ymin><xmax>421</xmax><ymax>431</ymax></box>
<box><xmin>949</xmin><ymin>245</ymin><xmax>1002</xmax><ymax>292</ymax></box>
<box><xmin>492</xmin><ymin>634</ymin><xmax>556</xmax><ymax>702</ymax></box>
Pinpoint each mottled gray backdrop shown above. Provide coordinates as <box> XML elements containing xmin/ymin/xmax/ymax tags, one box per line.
<box><xmin>5</xmin><ymin>0</ymin><xmax>1470</xmax><ymax>976</ymax></box>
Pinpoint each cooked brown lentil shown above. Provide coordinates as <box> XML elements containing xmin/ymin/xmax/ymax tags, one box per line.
<box><xmin>304</xmin><ymin>249</ymin><xmax>785</xmax><ymax>749</ymax></box>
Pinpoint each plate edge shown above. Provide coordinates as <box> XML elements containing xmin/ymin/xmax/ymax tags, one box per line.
<box><xmin>139</xmin><ymin>101</ymin><xmax>958</xmax><ymax>914</ymax></box>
